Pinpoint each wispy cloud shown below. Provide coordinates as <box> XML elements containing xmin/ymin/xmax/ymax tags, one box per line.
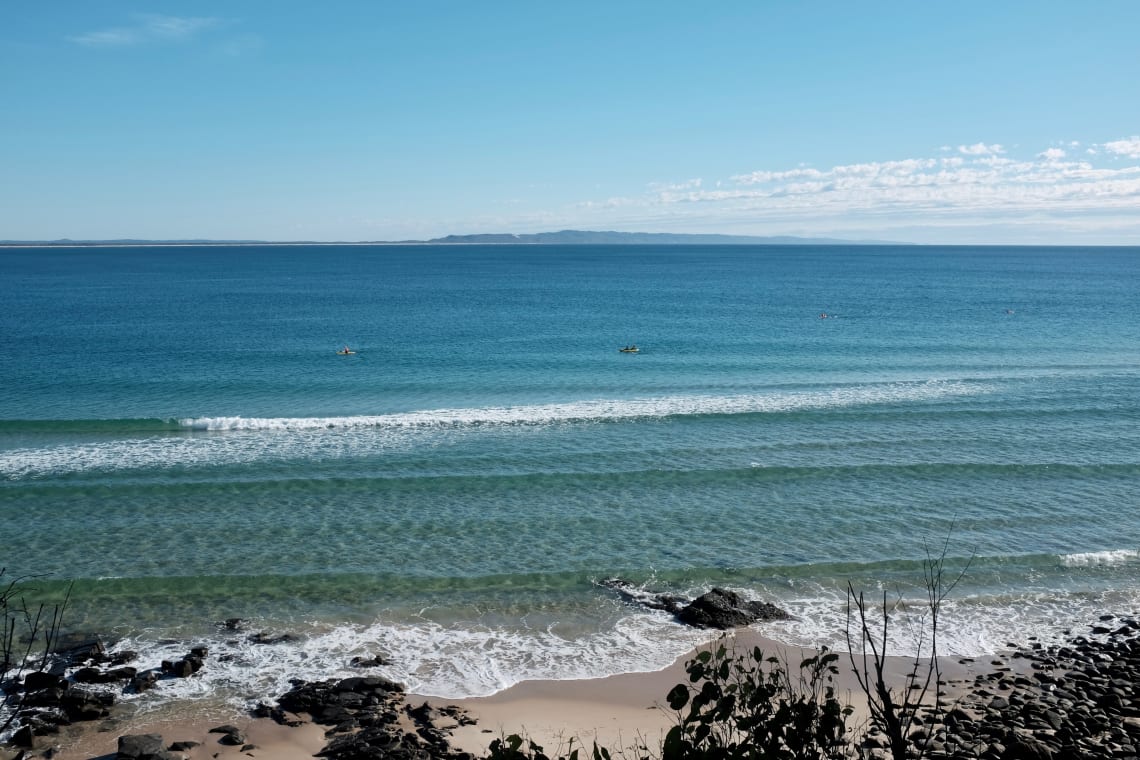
<box><xmin>69</xmin><ymin>14</ymin><xmax>223</xmax><ymax>47</ymax></box>
<box><xmin>552</xmin><ymin>137</ymin><xmax>1140</xmax><ymax>243</ymax></box>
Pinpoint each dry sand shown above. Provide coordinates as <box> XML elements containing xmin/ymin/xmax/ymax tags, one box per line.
<box><xmin>41</xmin><ymin>630</ymin><xmax>1001</xmax><ymax>759</ymax></box>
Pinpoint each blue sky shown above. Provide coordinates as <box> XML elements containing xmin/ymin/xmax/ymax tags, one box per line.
<box><xmin>3</xmin><ymin>2</ymin><xmax>1139</xmax><ymax>244</ymax></box>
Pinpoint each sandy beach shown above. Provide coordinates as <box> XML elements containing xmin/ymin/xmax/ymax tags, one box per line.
<box><xmin>39</xmin><ymin>628</ymin><xmax>999</xmax><ymax>760</ymax></box>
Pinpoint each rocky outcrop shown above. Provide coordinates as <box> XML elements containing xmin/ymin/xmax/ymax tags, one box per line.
<box><xmin>598</xmin><ymin>579</ymin><xmax>790</xmax><ymax>629</ymax></box>
<box><xmin>676</xmin><ymin>588</ymin><xmax>790</xmax><ymax>629</ymax></box>
<box><xmin>275</xmin><ymin>676</ymin><xmax>476</xmax><ymax>760</ymax></box>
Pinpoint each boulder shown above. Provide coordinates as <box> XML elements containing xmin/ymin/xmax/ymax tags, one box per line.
<box><xmin>61</xmin><ymin>685</ymin><xmax>115</xmax><ymax>721</ymax></box>
<box><xmin>117</xmin><ymin>733</ymin><xmax>172</xmax><ymax>760</ymax></box>
<box><xmin>12</xmin><ymin>725</ymin><xmax>36</xmax><ymax>749</ymax></box>
<box><xmin>22</xmin><ymin>670</ymin><xmax>65</xmax><ymax>691</ymax></box>
<box><xmin>676</xmin><ymin>587</ymin><xmax>790</xmax><ymax>629</ymax></box>
<box><xmin>168</xmin><ymin>741</ymin><xmax>200</xmax><ymax>751</ymax></box>
<box><xmin>130</xmin><ymin>670</ymin><xmax>158</xmax><ymax>692</ymax></box>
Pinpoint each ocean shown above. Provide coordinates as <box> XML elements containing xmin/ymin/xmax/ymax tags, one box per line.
<box><xmin>1</xmin><ymin>243</ymin><xmax>1138</xmax><ymax>715</ymax></box>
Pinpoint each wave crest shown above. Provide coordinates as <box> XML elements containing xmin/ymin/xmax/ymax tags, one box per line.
<box><xmin>181</xmin><ymin>380</ymin><xmax>986</xmax><ymax>432</ymax></box>
<box><xmin>1060</xmin><ymin>549</ymin><xmax>1140</xmax><ymax>567</ymax></box>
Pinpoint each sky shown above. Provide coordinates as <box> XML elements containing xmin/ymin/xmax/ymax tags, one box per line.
<box><xmin>2</xmin><ymin>2</ymin><xmax>1139</xmax><ymax>244</ymax></box>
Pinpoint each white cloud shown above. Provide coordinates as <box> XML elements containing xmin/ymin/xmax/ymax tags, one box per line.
<box><xmin>69</xmin><ymin>14</ymin><xmax>223</xmax><ymax>47</ymax></box>
<box><xmin>957</xmin><ymin>142</ymin><xmax>1005</xmax><ymax>156</ymax></box>
<box><xmin>556</xmin><ymin>141</ymin><xmax>1140</xmax><ymax>243</ymax></box>
<box><xmin>1103</xmin><ymin>136</ymin><xmax>1140</xmax><ymax>159</ymax></box>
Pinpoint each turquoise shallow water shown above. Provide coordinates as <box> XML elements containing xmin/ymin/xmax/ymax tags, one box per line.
<box><xmin>1</xmin><ymin>244</ymin><xmax>1138</xmax><ymax>706</ymax></box>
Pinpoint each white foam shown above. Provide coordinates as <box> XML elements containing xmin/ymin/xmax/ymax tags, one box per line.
<box><xmin>756</xmin><ymin>581</ymin><xmax>1140</xmax><ymax>658</ymax></box>
<box><xmin>38</xmin><ymin>578</ymin><xmax>1140</xmax><ymax>723</ymax></box>
<box><xmin>0</xmin><ymin>380</ymin><xmax>989</xmax><ymax>479</ymax></box>
<box><xmin>1060</xmin><ymin>549</ymin><xmax>1140</xmax><ymax>567</ymax></box>
<box><xmin>180</xmin><ymin>380</ymin><xmax>985</xmax><ymax>432</ymax></box>
<box><xmin>108</xmin><ymin>613</ymin><xmax>713</xmax><ymax>716</ymax></box>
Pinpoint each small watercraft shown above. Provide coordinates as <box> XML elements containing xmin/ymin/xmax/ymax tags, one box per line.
<box><xmin>337</xmin><ymin>346</ymin><xmax>356</xmax><ymax>355</ymax></box>
<box><xmin>619</xmin><ymin>345</ymin><xmax>639</xmax><ymax>353</ymax></box>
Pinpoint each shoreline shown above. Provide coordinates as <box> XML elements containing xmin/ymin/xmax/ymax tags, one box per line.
<box><xmin>17</xmin><ymin>612</ymin><xmax>1140</xmax><ymax>759</ymax></box>
<box><xmin>38</xmin><ymin>628</ymin><xmax>1006</xmax><ymax>760</ymax></box>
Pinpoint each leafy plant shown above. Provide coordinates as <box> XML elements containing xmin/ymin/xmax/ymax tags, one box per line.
<box><xmin>662</xmin><ymin>643</ymin><xmax>854</xmax><ymax>760</ymax></box>
<box><xmin>488</xmin><ymin>733</ymin><xmax>615</xmax><ymax>760</ymax></box>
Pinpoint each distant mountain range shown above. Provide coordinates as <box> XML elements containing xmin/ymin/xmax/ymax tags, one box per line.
<box><xmin>1</xmin><ymin>230</ymin><xmax>909</xmax><ymax>247</ymax></box>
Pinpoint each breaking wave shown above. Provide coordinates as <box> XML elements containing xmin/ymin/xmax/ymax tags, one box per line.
<box><xmin>0</xmin><ymin>380</ymin><xmax>989</xmax><ymax>480</ymax></box>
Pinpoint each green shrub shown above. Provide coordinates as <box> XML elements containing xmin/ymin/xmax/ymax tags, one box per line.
<box><xmin>663</xmin><ymin>644</ymin><xmax>853</xmax><ymax>760</ymax></box>
<box><xmin>486</xmin><ymin>642</ymin><xmax>854</xmax><ymax>760</ymax></box>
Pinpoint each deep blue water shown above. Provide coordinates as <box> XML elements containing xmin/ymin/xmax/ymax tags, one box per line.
<box><xmin>1</xmin><ymin>244</ymin><xmax>1138</xmax><ymax>703</ymax></box>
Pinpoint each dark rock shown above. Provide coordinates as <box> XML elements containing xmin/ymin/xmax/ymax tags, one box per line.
<box><xmin>167</xmin><ymin>741</ymin><xmax>200</xmax><ymax>751</ymax></box>
<box><xmin>249</xmin><ymin>631</ymin><xmax>299</xmax><ymax>645</ymax></box>
<box><xmin>111</xmin><ymin>650</ymin><xmax>138</xmax><ymax>666</ymax></box>
<box><xmin>117</xmin><ymin>733</ymin><xmax>170</xmax><ymax>760</ymax></box>
<box><xmin>208</xmin><ymin>724</ymin><xmax>243</xmax><ymax>736</ymax></box>
<box><xmin>167</xmin><ymin>659</ymin><xmax>194</xmax><ymax>678</ymax></box>
<box><xmin>73</xmin><ymin>665</ymin><xmax>138</xmax><ymax>684</ymax></box>
<box><xmin>22</xmin><ymin>671</ymin><xmax>65</xmax><ymax>691</ymax></box>
<box><xmin>23</xmin><ymin>707</ymin><xmax>71</xmax><ymax>733</ymax></box>
<box><xmin>676</xmin><ymin>587</ymin><xmax>790</xmax><ymax>629</ymax></box>
<box><xmin>12</xmin><ymin>725</ymin><xmax>36</xmax><ymax>749</ymax></box>
<box><xmin>71</xmin><ymin>666</ymin><xmax>104</xmax><ymax>683</ymax></box>
<box><xmin>408</xmin><ymin>701</ymin><xmax>440</xmax><ymax>723</ymax></box>
<box><xmin>338</xmin><ymin>675</ymin><xmax>404</xmax><ymax>694</ymax></box>
<box><xmin>130</xmin><ymin>670</ymin><xmax>158</xmax><ymax>692</ymax></box>
<box><xmin>21</xmin><ymin>686</ymin><xmax>67</xmax><ymax>708</ymax></box>
<box><xmin>60</xmin><ymin>685</ymin><xmax>115</xmax><ymax>720</ymax></box>
<box><xmin>52</xmin><ymin>634</ymin><xmax>106</xmax><ymax>666</ymax></box>
<box><xmin>1001</xmin><ymin>735</ymin><xmax>1054</xmax><ymax>759</ymax></box>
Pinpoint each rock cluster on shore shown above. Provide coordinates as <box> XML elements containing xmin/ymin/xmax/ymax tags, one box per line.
<box><xmin>0</xmin><ymin>623</ymin><xmax>300</xmax><ymax>757</ymax></box>
<box><xmin>879</xmin><ymin>615</ymin><xmax>1140</xmax><ymax>759</ymax></box>
<box><xmin>267</xmin><ymin>675</ymin><xmax>477</xmax><ymax>760</ymax></box>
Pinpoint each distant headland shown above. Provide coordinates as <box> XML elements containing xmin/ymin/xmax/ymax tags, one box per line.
<box><xmin>1</xmin><ymin>230</ymin><xmax>910</xmax><ymax>247</ymax></box>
